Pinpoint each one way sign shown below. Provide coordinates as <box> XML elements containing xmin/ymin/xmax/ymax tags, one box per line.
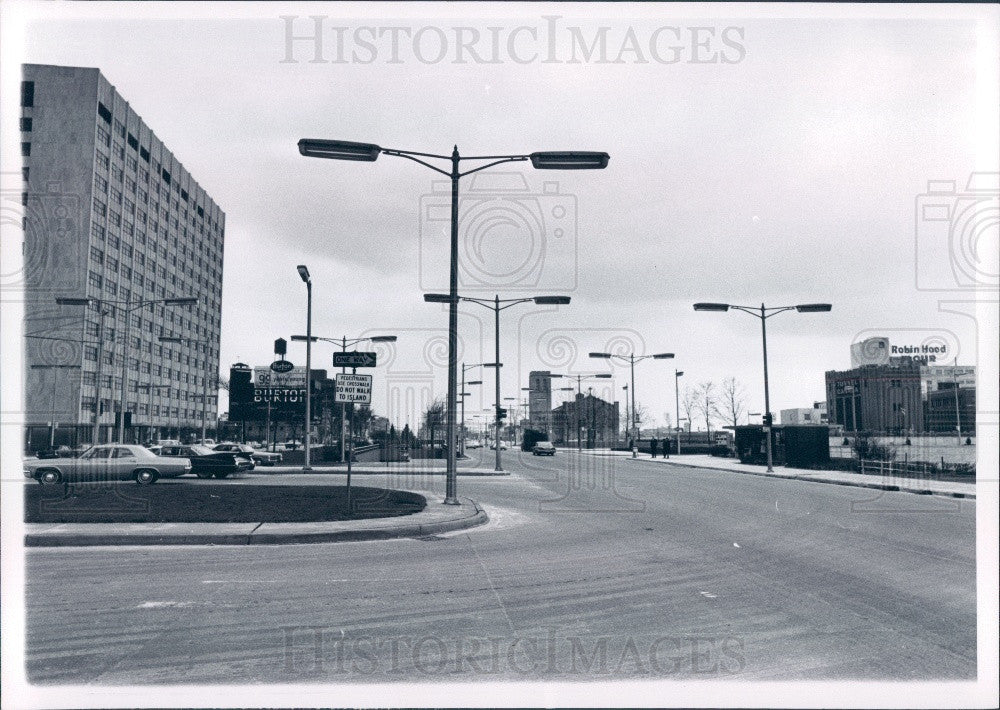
<box><xmin>333</xmin><ymin>351</ymin><xmax>377</xmax><ymax>368</ymax></box>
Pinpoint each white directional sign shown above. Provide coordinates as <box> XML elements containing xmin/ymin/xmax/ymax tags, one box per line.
<box><xmin>335</xmin><ymin>373</ymin><xmax>373</xmax><ymax>404</ymax></box>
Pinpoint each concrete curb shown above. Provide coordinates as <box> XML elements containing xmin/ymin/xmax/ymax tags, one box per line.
<box><xmin>256</xmin><ymin>467</ymin><xmax>510</xmax><ymax>476</ymax></box>
<box><xmin>24</xmin><ymin>497</ymin><xmax>488</xmax><ymax>548</ymax></box>
<box><xmin>627</xmin><ymin>458</ymin><xmax>977</xmax><ymax>500</ymax></box>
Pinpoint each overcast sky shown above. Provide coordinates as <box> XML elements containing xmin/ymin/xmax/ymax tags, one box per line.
<box><xmin>5</xmin><ymin>2</ymin><xmax>998</xmax><ymax>429</ymax></box>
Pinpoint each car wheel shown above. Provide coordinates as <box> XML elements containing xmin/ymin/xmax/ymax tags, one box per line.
<box><xmin>134</xmin><ymin>469</ymin><xmax>158</xmax><ymax>485</ymax></box>
<box><xmin>196</xmin><ymin>471</ymin><xmax>215</xmax><ymax>479</ymax></box>
<box><xmin>38</xmin><ymin>469</ymin><xmax>62</xmax><ymax>485</ymax></box>
<box><xmin>214</xmin><ymin>471</ymin><xmax>230</xmax><ymax>479</ymax></box>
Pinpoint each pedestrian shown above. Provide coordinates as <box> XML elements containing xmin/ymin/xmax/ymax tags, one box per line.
<box><xmin>650</xmin><ymin>437</ymin><xmax>658</xmax><ymax>458</ymax></box>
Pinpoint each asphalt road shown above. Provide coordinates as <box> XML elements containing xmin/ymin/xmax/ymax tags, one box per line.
<box><xmin>24</xmin><ymin>449</ymin><xmax>976</xmax><ymax>683</ymax></box>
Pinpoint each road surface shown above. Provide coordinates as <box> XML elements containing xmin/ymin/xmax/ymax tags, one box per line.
<box><xmin>24</xmin><ymin>449</ymin><xmax>976</xmax><ymax>683</ymax></box>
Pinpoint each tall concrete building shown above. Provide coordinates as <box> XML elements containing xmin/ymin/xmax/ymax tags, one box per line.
<box><xmin>527</xmin><ymin>370</ymin><xmax>554</xmax><ymax>433</ymax></box>
<box><xmin>21</xmin><ymin>64</ymin><xmax>225</xmax><ymax>448</ymax></box>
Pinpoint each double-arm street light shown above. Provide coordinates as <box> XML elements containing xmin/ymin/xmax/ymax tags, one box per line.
<box><xmin>693</xmin><ymin>302</ymin><xmax>832</xmax><ymax>472</ymax></box>
<box><xmin>158</xmin><ymin>336</ymin><xmax>218</xmax><ymax>442</ymax></box>
<box><xmin>56</xmin><ymin>296</ymin><xmax>197</xmax><ymax>444</ymax></box>
<box><xmin>291</xmin><ymin>333</ymin><xmax>398</xmax><ymax>462</ymax></box>
<box><xmin>299</xmin><ymin>138</ymin><xmax>608</xmax><ymax>504</ymax></box>
<box><xmin>425</xmin><ymin>293</ymin><xmax>571</xmax><ymax>471</ymax></box>
<box><xmin>589</xmin><ymin>349</ymin><xmax>674</xmax><ymax>458</ymax></box>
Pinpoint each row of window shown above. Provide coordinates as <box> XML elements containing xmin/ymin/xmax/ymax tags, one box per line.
<box><xmin>80</xmin><ymin>397</ymin><xmax>208</xmax><ymax>419</ymax></box>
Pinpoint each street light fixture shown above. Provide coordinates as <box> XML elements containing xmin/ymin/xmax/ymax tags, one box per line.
<box><xmin>693</xmin><ymin>301</ymin><xmax>832</xmax><ymax>471</ymax></box>
<box><xmin>56</xmin><ymin>295</ymin><xmax>197</xmax><ymax>444</ymax></box>
<box><xmin>426</xmin><ymin>293</ymin><xmax>571</xmax><ymax>471</ymax></box>
<box><xmin>302</xmin><ymin>137</ymin><xmax>607</xmax><ymax>505</ymax></box>
<box><xmin>589</xmin><ymin>350</ymin><xmax>674</xmax><ymax>458</ymax></box>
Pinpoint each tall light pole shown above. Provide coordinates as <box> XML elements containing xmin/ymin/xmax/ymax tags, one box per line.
<box><xmin>589</xmin><ymin>350</ymin><xmax>674</xmax><ymax>458</ymax></box>
<box><xmin>426</xmin><ymin>293</ymin><xmax>570</xmax><ymax>472</ymax></box>
<box><xmin>290</xmin><ymin>332</ymin><xmax>398</xmax><ymax>461</ymax></box>
<box><xmin>694</xmin><ymin>302</ymin><xmax>832</xmax><ymax>472</ymax></box>
<box><xmin>56</xmin><ymin>296</ymin><xmax>197</xmax><ymax>444</ymax></box>
<box><xmin>674</xmin><ymin>370</ymin><xmax>684</xmax><ymax>455</ymax></box>
<box><xmin>299</xmin><ymin>138</ymin><xmax>607</xmax><ymax>504</ymax></box>
<box><xmin>296</xmin><ymin>265</ymin><xmax>313</xmax><ymax>470</ymax></box>
<box><xmin>622</xmin><ymin>384</ymin><xmax>629</xmax><ymax>443</ymax></box>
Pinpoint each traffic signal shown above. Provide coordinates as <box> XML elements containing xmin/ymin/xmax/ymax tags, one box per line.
<box><xmin>229</xmin><ymin>363</ymin><xmax>254</xmax><ymax>417</ymax></box>
<box><xmin>497</xmin><ymin>407</ymin><xmax>507</xmax><ymax>420</ymax></box>
<box><xmin>762</xmin><ymin>413</ymin><xmax>773</xmax><ymax>427</ymax></box>
<box><xmin>274</xmin><ymin>338</ymin><xmax>287</xmax><ymax>356</ymax></box>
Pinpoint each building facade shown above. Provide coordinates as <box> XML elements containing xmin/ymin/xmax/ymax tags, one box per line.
<box><xmin>527</xmin><ymin>370</ymin><xmax>554</xmax><ymax>433</ymax></box>
<box><xmin>551</xmin><ymin>393</ymin><xmax>620</xmax><ymax>447</ymax></box>
<box><xmin>22</xmin><ymin>64</ymin><xmax>224</xmax><ymax>449</ymax></box>
<box><xmin>780</xmin><ymin>402</ymin><xmax>828</xmax><ymax>426</ymax></box>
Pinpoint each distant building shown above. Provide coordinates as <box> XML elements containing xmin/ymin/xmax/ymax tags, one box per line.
<box><xmin>924</xmin><ymin>385</ymin><xmax>976</xmax><ymax>435</ymax></box>
<box><xmin>551</xmin><ymin>392</ymin><xmax>619</xmax><ymax>448</ymax></box>
<box><xmin>826</xmin><ymin>362</ymin><xmax>925</xmax><ymax>434</ymax></box>
<box><xmin>22</xmin><ymin>64</ymin><xmax>224</xmax><ymax>449</ymax></box>
<box><xmin>527</xmin><ymin>370</ymin><xmax>554</xmax><ymax>433</ymax></box>
<box><xmin>780</xmin><ymin>402</ymin><xmax>828</xmax><ymax>425</ymax></box>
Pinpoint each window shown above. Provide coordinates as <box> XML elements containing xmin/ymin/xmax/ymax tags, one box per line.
<box><xmin>126</xmin><ymin>156</ymin><xmax>138</xmax><ymax>172</ymax></box>
<box><xmin>90</xmin><ymin>245</ymin><xmax>104</xmax><ymax>263</ymax></box>
<box><xmin>92</xmin><ymin>197</ymin><xmax>106</xmax><ymax>216</ymax></box>
<box><xmin>96</xmin><ymin>151</ymin><xmax>110</xmax><ymax>170</ymax></box>
<box><xmin>97</xmin><ymin>102</ymin><xmax>112</xmax><ymax>124</ymax></box>
<box><xmin>114</xmin><ymin>120</ymin><xmax>126</xmax><ymax>138</ymax></box>
<box><xmin>97</xmin><ymin>126</ymin><xmax>111</xmax><ymax>147</ymax></box>
<box><xmin>95</xmin><ymin>174</ymin><xmax>108</xmax><ymax>193</ymax></box>
<box><xmin>111</xmin><ymin>165</ymin><xmax>123</xmax><ymax>182</ymax></box>
<box><xmin>21</xmin><ymin>142</ymin><xmax>30</xmax><ymax>157</ymax></box>
<box><xmin>84</xmin><ymin>345</ymin><xmax>98</xmax><ymax>361</ymax></box>
<box><xmin>91</xmin><ymin>223</ymin><xmax>105</xmax><ymax>241</ymax></box>
<box><xmin>21</xmin><ymin>81</ymin><xmax>34</xmax><ymax>107</ymax></box>
<box><xmin>20</xmin><ymin>117</ymin><xmax>32</xmax><ymax>132</ymax></box>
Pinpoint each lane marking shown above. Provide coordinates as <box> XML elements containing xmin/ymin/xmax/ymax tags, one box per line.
<box><xmin>699</xmin><ymin>591</ymin><xmax>717</xmax><ymax>599</ymax></box>
<box><xmin>137</xmin><ymin>601</ymin><xmax>194</xmax><ymax>609</ymax></box>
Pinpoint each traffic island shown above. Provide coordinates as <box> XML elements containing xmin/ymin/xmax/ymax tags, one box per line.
<box><xmin>23</xmin><ymin>484</ymin><xmax>487</xmax><ymax>547</ymax></box>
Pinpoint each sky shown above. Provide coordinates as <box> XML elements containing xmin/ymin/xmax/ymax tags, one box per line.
<box><xmin>3</xmin><ymin>1</ymin><xmax>998</xmax><ymax>430</ymax></box>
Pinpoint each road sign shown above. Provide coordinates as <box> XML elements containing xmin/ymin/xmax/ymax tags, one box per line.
<box><xmin>270</xmin><ymin>359</ymin><xmax>294</xmax><ymax>373</ymax></box>
<box><xmin>335</xmin><ymin>373</ymin><xmax>373</xmax><ymax>404</ymax></box>
<box><xmin>333</xmin><ymin>351</ymin><xmax>377</xmax><ymax>368</ymax></box>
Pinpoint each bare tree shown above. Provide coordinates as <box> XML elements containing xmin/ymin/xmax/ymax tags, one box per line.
<box><xmin>720</xmin><ymin>377</ymin><xmax>748</xmax><ymax>428</ymax></box>
<box><xmin>681</xmin><ymin>387</ymin><xmax>697</xmax><ymax>433</ymax></box>
<box><xmin>423</xmin><ymin>398</ymin><xmax>445</xmax><ymax>448</ymax></box>
<box><xmin>694</xmin><ymin>381</ymin><xmax>719</xmax><ymax>436</ymax></box>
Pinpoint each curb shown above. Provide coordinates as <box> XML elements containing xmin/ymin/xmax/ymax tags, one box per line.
<box><xmin>632</xmin><ymin>458</ymin><xmax>976</xmax><ymax>500</ymax></box>
<box><xmin>24</xmin><ymin>498</ymin><xmax>488</xmax><ymax>548</ymax></box>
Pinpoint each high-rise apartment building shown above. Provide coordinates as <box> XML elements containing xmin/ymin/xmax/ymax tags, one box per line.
<box><xmin>21</xmin><ymin>64</ymin><xmax>224</xmax><ymax>448</ymax></box>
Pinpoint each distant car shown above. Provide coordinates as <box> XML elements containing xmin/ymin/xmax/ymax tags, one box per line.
<box><xmin>23</xmin><ymin>444</ymin><xmax>190</xmax><ymax>485</ymax></box>
<box><xmin>489</xmin><ymin>441</ymin><xmax>509</xmax><ymax>450</ymax></box>
<box><xmin>155</xmin><ymin>439</ymin><xmax>181</xmax><ymax>446</ymax></box>
<box><xmin>464</xmin><ymin>440</ymin><xmax>483</xmax><ymax>450</ymax></box>
<box><xmin>532</xmin><ymin>441</ymin><xmax>556</xmax><ymax>456</ymax></box>
<box><xmin>251</xmin><ymin>448</ymin><xmax>283</xmax><ymax>466</ymax></box>
<box><xmin>194</xmin><ymin>438</ymin><xmax>217</xmax><ymax>446</ymax></box>
<box><xmin>155</xmin><ymin>444</ymin><xmax>244</xmax><ymax>479</ymax></box>
<box><xmin>211</xmin><ymin>443</ymin><xmax>260</xmax><ymax>469</ymax></box>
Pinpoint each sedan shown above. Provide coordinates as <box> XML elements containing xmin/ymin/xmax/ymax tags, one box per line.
<box><xmin>489</xmin><ymin>441</ymin><xmax>509</xmax><ymax>450</ymax></box>
<box><xmin>532</xmin><ymin>441</ymin><xmax>557</xmax><ymax>456</ymax></box>
<box><xmin>155</xmin><ymin>444</ymin><xmax>244</xmax><ymax>479</ymax></box>
<box><xmin>211</xmin><ymin>443</ymin><xmax>258</xmax><ymax>470</ymax></box>
<box><xmin>23</xmin><ymin>444</ymin><xmax>190</xmax><ymax>485</ymax></box>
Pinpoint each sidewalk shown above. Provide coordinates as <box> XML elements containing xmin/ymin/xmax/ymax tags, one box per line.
<box><xmin>257</xmin><ymin>462</ymin><xmax>509</xmax><ymax>475</ymax></box>
<box><xmin>24</xmin><ymin>496</ymin><xmax>488</xmax><ymax>547</ymax></box>
<box><xmin>578</xmin><ymin>449</ymin><xmax>978</xmax><ymax>499</ymax></box>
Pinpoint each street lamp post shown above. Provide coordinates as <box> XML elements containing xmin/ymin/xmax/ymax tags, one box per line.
<box><xmin>296</xmin><ymin>266</ymin><xmax>313</xmax><ymax>470</ymax></box>
<box><xmin>426</xmin><ymin>293</ymin><xmax>570</xmax><ymax>472</ymax></box>
<box><xmin>674</xmin><ymin>370</ymin><xmax>684</xmax><ymax>455</ymax></box>
<box><xmin>693</xmin><ymin>302</ymin><xmax>832</xmax><ymax>472</ymax></box>
<box><xmin>589</xmin><ymin>350</ymin><xmax>674</xmax><ymax>458</ymax></box>
<box><xmin>300</xmin><ymin>138</ymin><xmax>607</xmax><ymax>504</ymax></box>
<box><xmin>57</xmin><ymin>296</ymin><xmax>197</xmax><ymax>444</ymax></box>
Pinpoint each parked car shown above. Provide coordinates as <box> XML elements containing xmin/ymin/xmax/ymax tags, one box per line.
<box><xmin>489</xmin><ymin>441</ymin><xmax>509</xmax><ymax>450</ymax></box>
<box><xmin>251</xmin><ymin>448</ymin><xmax>283</xmax><ymax>466</ymax></box>
<box><xmin>464</xmin><ymin>440</ymin><xmax>482</xmax><ymax>450</ymax></box>
<box><xmin>532</xmin><ymin>441</ymin><xmax>557</xmax><ymax>456</ymax></box>
<box><xmin>23</xmin><ymin>444</ymin><xmax>190</xmax><ymax>485</ymax></box>
<box><xmin>155</xmin><ymin>444</ymin><xmax>244</xmax><ymax>479</ymax></box>
<box><xmin>211</xmin><ymin>443</ymin><xmax>260</xmax><ymax>469</ymax></box>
